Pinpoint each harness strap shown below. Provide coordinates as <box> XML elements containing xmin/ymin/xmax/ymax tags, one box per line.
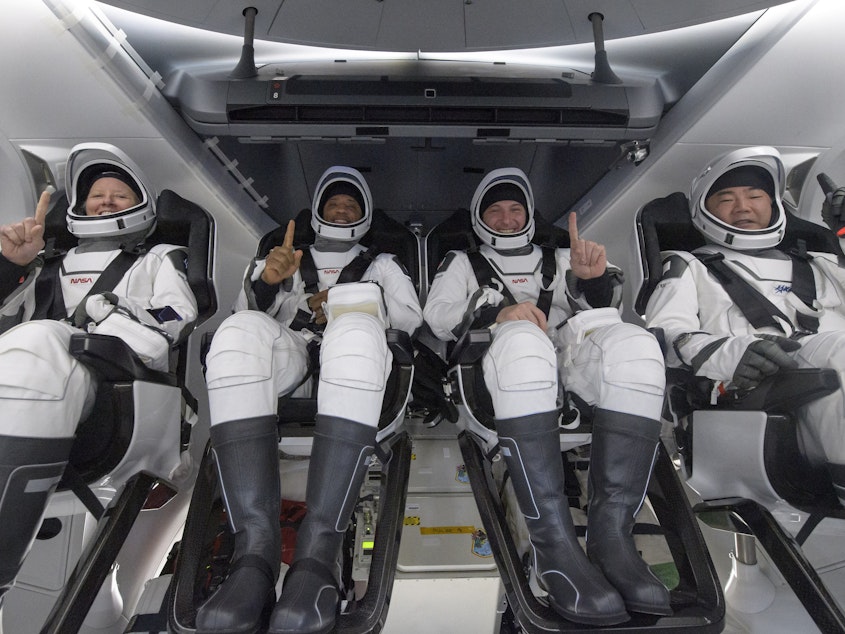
<box><xmin>697</xmin><ymin>249</ymin><xmax>818</xmax><ymax>335</ymax></box>
<box><xmin>467</xmin><ymin>247</ymin><xmax>555</xmax><ymax>319</ymax></box>
<box><xmin>787</xmin><ymin>239</ymin><xmax>820</xmax><ymax>334</ymax></box>
<box><xmin>289</xmin><ymin>247</ymin><xmax>378</xmax><ymax>332</ymax></box>
<box><xmin>33</xmin><ymin>248</ymin><xmax>142</xmax><ymax>325</ymax></box>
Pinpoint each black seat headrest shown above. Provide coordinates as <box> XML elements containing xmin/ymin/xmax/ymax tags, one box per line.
<box><xmin>155</xmin><ymin>189</ymin><xmax>217</xmax><ymax>322</ymax></box>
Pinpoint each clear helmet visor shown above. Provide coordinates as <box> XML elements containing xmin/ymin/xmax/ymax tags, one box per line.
<box><xmin>470</xmin><ymin>167</ymin><xmax>535</xmax><ymax>250</ymax></box>
<box><xmin>689</xmin><ymin>146</ymin><xmax>786</xmax><ymax>250</ymax></box>
<box><xmin>65</xmin><ymin>143</ymin><xmax>156</xmax><ymax>240</ymax></box>
<box><xmin>310</xmin><ymin>166</ymin><xmax>372</xmax><ymax>242</ymax></box>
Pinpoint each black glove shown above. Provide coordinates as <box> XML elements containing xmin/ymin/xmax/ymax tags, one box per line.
<box><xmin>732</xmin><ymin>334</ymin><xmax>801</xmax><ymax>391</ymax></box>
<box><xmin>818</xmin><ymin>173</ymin><xmax>845</xmax><ymax>237</ymax></box>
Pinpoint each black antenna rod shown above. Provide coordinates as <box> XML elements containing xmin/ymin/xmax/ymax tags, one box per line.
<box><xmin>588</xmin><ymin>12</ymin><xmax>621</xmax><ymax>84</ymax></box>
<box><xmin>230</xmin><ymin>7</ymin><xmax>258</xmax><ymax>79</ymax></box>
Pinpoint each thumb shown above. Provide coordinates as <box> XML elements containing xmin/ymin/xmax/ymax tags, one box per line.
<box><xmin>753</xmin><ymin>337</ymin><xmax>799</xmax><ymax>369</ymax></box>
<box><xmin>757</xmin><ymin>333</ymin><xmax>802</xmax><ymax>352</ymax></box>
<box><xmin>818</xmin><ymin>173</ymin><xmax>838</xmax><ymax>196</ymax></box>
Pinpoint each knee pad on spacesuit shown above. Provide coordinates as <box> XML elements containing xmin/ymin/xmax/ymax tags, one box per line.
<box><xmin>586</xmin><ymin>322</ymin><xmax>665</xmax><ymax>419</ymax></box>
<box><xmin>0</xmin><ymin>321</ymin><xmax>80</xmax><ymax>402</ymax></box>
<box><xmin>320</xmin><ymin>312</ymin><xmax>391</xmax><ymax>392</ymax></box>
<box><xmin>482</xmin><ymin>320</ymin><xmax>558</xmax><ymax>419</ymax></box>
<box><xmin>205</xmin><ymin>312</ymin><xmax>282</xmax><ymax>390</ymax></box>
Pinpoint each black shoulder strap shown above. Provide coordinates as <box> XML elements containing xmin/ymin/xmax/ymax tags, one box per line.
<box><xmin>786</xmin><ymin>240</ymin><xmax>820</xmax><ymax>334</ymax></box>
<box><xmin>298</xmin><ymin>248</ymin><xmax>319</xmax><ymax>295</ymax></box>
<box><xmin>467</xmin><ymin>248</ymin><xmax>555</xmax><ymax>319</ymax></box>
<box><xmin>337</xmin><ymin>247</ymin><xmax>378</xmax><ymax>284</ymax></box>
<box><xmin>697</xmin><ymin>251</ymin><xmax>818</xmax><ymax>335</ymax></box>
<box><xmin>70</xmin><ymin>250</ymin><xmax>143</xmax><ymax>328</ymax></box>
<box><xmin>32</xmin><ymin>254</ymin><xmax>66</xmax><ymax>321</ymax></box>
<box><xmin>467</xmin><ymin>250</ymin><xmax>517</xmax><ymax>306</ymax></box>
<box><xmin>535</xmin><ymin>245</ymin><xmax>556</xmax><ymax>318</ymax></box>
<box><xmin>289</xmin><ymin>247</ymin><xmax>378</xmax><ymax>332</ymax></box>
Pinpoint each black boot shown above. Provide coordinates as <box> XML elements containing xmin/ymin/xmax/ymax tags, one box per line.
<box><xmin>586</xmin><ymin>409</ymin><xmax>672</xmax><ymax>615</ymax></box>
<box><xmin>269</xmin><ymin>415</ymin><xmax>376</xmax><ymax>634</ymax></box>
<box><xmin>0</xmin><ymin>435</ymin><xmax>74</xmax><ymax>595</ymax></box>
<box><xmin>196</xmin><ymin>417</ymin><xmax>281</xmax><ymax>634</ymax></box>
<box><xmin>496</xmin><ymin>412</ymin><xmax>629</xmax><ymax>626</ymax></box>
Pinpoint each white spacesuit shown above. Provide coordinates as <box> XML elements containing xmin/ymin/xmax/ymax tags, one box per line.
<box><xmin>0</xmin><ymin>143</ymin><xmax>197</xmax><ymax>603</ymax></box>
<box><xmin>198</xmin><ymin>166</ymin><xmax>422</xmax><ymax>634</ymax></box>
<box><xmin>646</xmin><ymin>146</ymin><xmax>845</xmax><ymax>506</ymax></box>
<box><xmin>423</xmin><ymin>168</ymin><xmax>669</xmax><ymax>625</ymax></box>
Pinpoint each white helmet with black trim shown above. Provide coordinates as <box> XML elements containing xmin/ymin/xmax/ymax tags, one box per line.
<box><xmin>311</xmin><ymin>166</ymin><xmax>372</xmax><ymax>242</ymax></box>
<box><xmin>689</xmin><ymin>146</ymin><xmax>786</xmax><ymax>250</ymax></box>
<box><xmin>66</xmin><ymin>142</ymin><xmax>156</xmax><ymax>239</ymax></box>
<box><xmin>471</xmin><ymin>167</ymin><xmax>535</xmax><ymax>250</ymax></box>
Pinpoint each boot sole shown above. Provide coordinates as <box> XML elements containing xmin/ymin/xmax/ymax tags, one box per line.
<box><xmin>548</xmin><ymin>598</ymin><xmax>630</xmax><ymax>626</ymax></box>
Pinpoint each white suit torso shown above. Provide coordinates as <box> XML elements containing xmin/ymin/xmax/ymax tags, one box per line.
<box><xmin>645</xmin><ymin>245</ymin><xmax>845</xmax><ymax>370</ymax></box>
<box><xmin>0</xmin><ymin>243</ymin><xmax>198</xmax><ymax>438</ymax></box>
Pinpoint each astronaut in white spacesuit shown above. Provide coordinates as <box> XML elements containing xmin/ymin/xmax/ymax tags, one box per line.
<box><xmin>198</xmin><ymin>166</ymin><xmax>422</xmax><ymax>634</ymax></box>
<box><xmin>645</xmin><ymin>145</ymin><xmax>845</xmax><ymax>508</ymax></box>
<box><xmin>423</xmin><ymin>168</ymin><xmax>669</xmax><ymax>626</ymax></box>
<box><xmin>0</xmin><ymin>143</ymin><xmax>197</xmax><ymax>604</ymax></box>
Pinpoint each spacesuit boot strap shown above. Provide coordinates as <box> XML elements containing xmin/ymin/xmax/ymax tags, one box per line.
<box><xmin>585</xmin><ymin>409</ymin><xmax>672</xmax><ymax>615</ymax></box>
<box><xmin>269</xmin><ymin>414</ymin><xmax>376</xmax><ymax>634</ymax></box>
<box><xmin>195</xmin><ymin>416</ymin><xmax>281</xmax><ymax>634</ymax></box>
<box><xmin>495</xmin><ymin>412</ymin><xmax>628</xmax><ymax>626</ymax></box>
<box><xmin>0</xmin><ymin>434</ymin><xmax>74</xmax><ymax>593</ymax></box>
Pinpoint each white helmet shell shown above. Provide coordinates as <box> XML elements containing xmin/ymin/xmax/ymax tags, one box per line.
<box><xmin>689</xmin><ymin>146</ymin><xmax>786</xmax><ymax>250</ymax></box>
<box><xmin>311</xmin><ymin>166</ymin><xmax>372</xmax><ymax>242</ymax></box>
<box><xmin>66</xmin><ymin>143</ymin><xmax>156</xmax><ymax>239</ymax></box>
<box><xmin>471</xmin><ymin>167</ymin><xmax>535</xmax><ymax>250</ymax></box>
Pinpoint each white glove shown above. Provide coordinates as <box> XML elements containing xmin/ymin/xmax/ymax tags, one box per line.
<box><xmin>84</xmin><ymin>292</ymin><xmax>120</xmax><ymax>324</ymax></box>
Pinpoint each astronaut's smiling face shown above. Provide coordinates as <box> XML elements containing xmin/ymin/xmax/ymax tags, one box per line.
<box><xmin>321</xmin><ymin>194</ymin><xmax>363</xmax><ymax>225</ymax></box>
<box><xmin>84</xmin><ymin>177</ymin><xmax>140</xmax><ymax>216</ymax></box>
<box><xmin>705</xmin><ymin>186</ymin><xmax>773</xmax><ymax>230</ymax></box>
<box><xmin>482</xmin><ymin>201</ymin><xmax>527</xmax><ymax>234</ymax></box>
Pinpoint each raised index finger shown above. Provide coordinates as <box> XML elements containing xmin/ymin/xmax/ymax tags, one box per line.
<box><xmin>568</xmin><ymin>212</ymin><xmax>579</xmax><ymax>244</ymax></box>
<box><xmin>283</xmin><ymin>219</ymin><xmax>296</xmax><ymax>248</ymax></box>
<box><xmin>34</xmin><ymin>190</ymin><xmax>51</xmax><ymax>226</ymax></box>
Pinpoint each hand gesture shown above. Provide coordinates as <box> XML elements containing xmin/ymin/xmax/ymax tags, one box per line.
<box><xmin>0</xmin><ymin>190</ymin><xmax>50</xmax><ymax>266</ymax></box>
<box><xmin>496</xmin><ymin>301</ymin><xmax>548</xmax><ymax>332</ymax></box>
<box><xmin>731</xmin><ymin>334</ymin><xmax>800</xmax><ymax>391</ymax></box>
<box><xmin>568</xmin><ymin>212</ymin><xmax>606</xmax><ymax>280</ymax></box>
<box><xmin>307</xmin><ymin>288</ymin><xmax>329</xmax><ymax>325</ymax></box>
<box><xmin>818</xmin><ymin>173</ymin><xmax>845</xmax><ymax>237</ymax></box>
<box><xmin>261</xmin><ymin>220</ymin><xmax>303</xmax><ymax>285</ymax></box>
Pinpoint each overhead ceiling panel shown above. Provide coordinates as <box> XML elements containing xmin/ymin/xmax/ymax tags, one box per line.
<box><xmin>95</xmin><ymin>0</ymin><xmax>796</xmax><ymax>51</ymax></box>
<box><xmin>267</xmin><ymin>0</ymin><xmax>384</xmax><ymax>49</ymax></box>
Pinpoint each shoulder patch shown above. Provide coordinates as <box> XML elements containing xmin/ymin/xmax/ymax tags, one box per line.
<box><xmin>660</xmin><ymin>252</ymin><xmax>690</xmax><ymax>280</ymax></box>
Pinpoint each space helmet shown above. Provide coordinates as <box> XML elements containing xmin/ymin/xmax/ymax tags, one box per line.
<box><xmin>689</xmin><ymin>146</ymin><xmax>786</xmax><ymax>250</ymax></box>
<box><xmin>470</xmin><ymin>167</ymin><xmax>535</xmax><ymax>250</ymax></box>
<box><xmin>311</xmin><ymin>166</ymin><xmax>372</xmax><ymax>242</ymax></box>
<box><xmin>65</xmin><ymin>142</ymin><xmax>155</xmax><ymax>240</ymax></box>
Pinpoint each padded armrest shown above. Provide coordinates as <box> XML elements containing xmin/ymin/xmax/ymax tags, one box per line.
<box><xmin>69</xmin><ymin>333</ymin><xmax>177</xmax><ymax>386</ymax></box>
<box><xmin>668</xmin><ymin>366</ymin><xmax>839</xmax><ymax>415</ymax></box>
<box><xmin>386</xmin><ymin>328</ymin><xmax>413</xmax><ymax>365</ymax></box>
<box><xmin>448</xmin><ymin>328</ymin><xmax>492</xmax><ymax>366</ymax></box>
<box><xmin>720</xmin><ymin>368</ymin><xmax>839</xmax><ymax>413</ymax></box>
